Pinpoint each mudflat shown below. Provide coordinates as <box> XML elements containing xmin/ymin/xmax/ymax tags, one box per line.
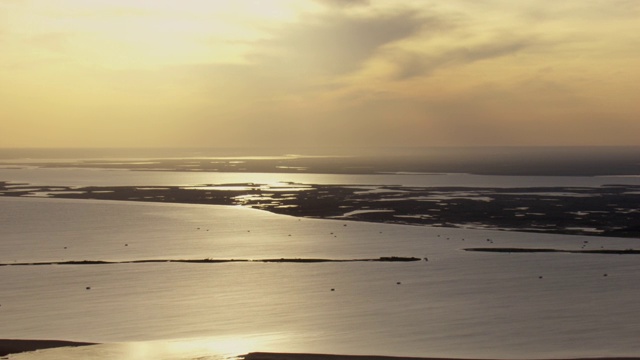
<box><xmin>2</xmin><ymin>181</ymin><xmax>639</xmax><ymax>238</ymax></box>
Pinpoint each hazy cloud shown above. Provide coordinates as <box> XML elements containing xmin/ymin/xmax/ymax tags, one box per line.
<box><xmin>262</xmin><ymin>10</ymin><xmax>428</xmax><ymax>76</ymax></box>
<box><xmin>525</xmin><ymin>0</ymin><xmax>640</xmax><ymax>21</ymax></box>
<box><xmin>317</xmin><ymin>78</ymin><xmax>598</xmax><ymax>146</ymax></box>
<box><xmin>314</xmin><ymin>0</ymin><xmax>370</xmax><ymax>7</ymax></box>
<box><xmin>392</xmin><ymin>38</ymin><xmax>536</xmax><ymax>80</ymax></box>
<box><xmin>183</xmin><ymin>8</ymin><xmax>441</xmax><ymax>105</ymax></box>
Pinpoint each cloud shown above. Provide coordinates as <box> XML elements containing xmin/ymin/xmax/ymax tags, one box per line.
<box><xmin>260</xmin><ymin>9</ymin><xmax>429</xmax><ymax>76</ymax></box>
<box><xmin>314</xmin><ymin>0</ymin><xmax>370</xmax><ymax>8</ymax></box>
<box><xmin>330</xmin><ymin>76</ymin><xmax>637</xmax><ymax>147</ymax></box>
<box><xmin>524</xmin><ymin>0</ymin><xmax>640</xmax><ymax>21</ymax></box>
<box><xmin>391</xmin><ymin>38</ymin><xmax>536</xmax><ymax>80</ymax></box>
<box><xmin>180</xmin><ymin>8</ymin><xmax>448</xmax><ymax>109</ymax></box>
<box><xmin>177</xmin><ymin>7</ymin><xmax>434</xmax><ymax>101</ymax></box>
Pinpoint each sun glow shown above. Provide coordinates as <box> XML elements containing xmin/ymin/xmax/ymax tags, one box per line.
<box><xmin>1</xmin><ymin>0</ymin><xmax>303</xmax><ymax>70</ymax></box>
<box><xmin>2</xmin><ymin>0</ymin><xmax>639</xmax><ymax>148</ymax></box>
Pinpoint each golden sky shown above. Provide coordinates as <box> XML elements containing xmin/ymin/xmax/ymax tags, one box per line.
<box><xmin>1</xmin><ymin>0</ymin><xmax>639</xmax><ymax>148</ymax></box>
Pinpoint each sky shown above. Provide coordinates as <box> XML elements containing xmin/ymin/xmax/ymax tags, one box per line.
<box><xmin>1</xmin><ymin>0</ymin><xmax>639</xmax><ymax>149</ymax></box>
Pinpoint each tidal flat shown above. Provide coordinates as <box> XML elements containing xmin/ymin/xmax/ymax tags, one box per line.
<box><xmin>2</xmin><ymin>181</ymin><xmax>639</xmax><ymax>238</ymax></box>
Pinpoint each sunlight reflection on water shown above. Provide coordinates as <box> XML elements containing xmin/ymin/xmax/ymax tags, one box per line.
<box><xmin>2</xmin><ymin>196</ymin><xmax>640</xmax><ymax>359</ymax></box>
<box><xmin>3</xmin><ymin>168</ymin><xmax>640</xmax><ymax>188</ymax></box>
<box><xmin>7</xmin><ymin>334</ymin><xmax>290</xmax><ymax>359</ymax></box>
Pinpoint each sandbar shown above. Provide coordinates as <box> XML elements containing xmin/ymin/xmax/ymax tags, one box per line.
<box><xmin>242</xmin><ymin>352</ymin><xmax>640</xmax><ymax>360</ymax></box>
<box><xmin>0</xmin><ymin>339</ymin><xmax>95</xmax><ymax>357</ymax></box>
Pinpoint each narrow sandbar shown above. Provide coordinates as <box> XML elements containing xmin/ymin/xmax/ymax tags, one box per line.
<box><xmin>0</xmin><ymin>339</ymin><xmax>96</xmax><ymax>357</ymax></box>
<box><xmin>242</xmin><ymin>352</ymin><xmax>640</xmax><ymax>360</ymax></box>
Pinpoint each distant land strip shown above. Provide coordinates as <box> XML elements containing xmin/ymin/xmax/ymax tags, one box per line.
<box><xmin>3</xmin><ymin>148</ymin><xmax>640</xmax><ymax>176</ymax></box>
<box><xmin>0</xmin><ymin>339</ymin><xmax>96</xmax><ymax>357</ymax></box>
<box><xmin>242</xmin><ymin>352</ymin><xmax>640</xmax><ymax>360</ymax></box>
<box><xmin>0</xmin><ymin>257</ymin><xmax>424</xmax><ymax>267</ymax></box>
<box><xmin>464</xmin><ymin>248</ymin><xmax>640</xmax><ymax>254</ymax></box>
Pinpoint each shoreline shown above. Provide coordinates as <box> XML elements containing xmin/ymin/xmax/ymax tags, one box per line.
<box><xmin>243</xmin><ymin>353</ymin><xmax>640</xmax><ymax>360</ymax></box>
<box><xmin>0</xmin><ymin>339</ymin><xmax>96</xmax><ymax>357</ymax></box>
<box><xmin>1</xmin><ymin>182</ymin><xmax>640</xmax><ymax>239</ymax></box>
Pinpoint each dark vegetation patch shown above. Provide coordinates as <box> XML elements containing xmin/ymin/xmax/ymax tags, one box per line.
<box><xmin>2</xmin><ymin>181</ymin><xmax>640</xmax><ymax>238</ymax></box>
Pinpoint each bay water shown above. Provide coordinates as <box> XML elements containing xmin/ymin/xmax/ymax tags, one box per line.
<box><xmin>1</xmin><ymin>164</ymin><xmax>639</xmax><ymax>359</ymax></box>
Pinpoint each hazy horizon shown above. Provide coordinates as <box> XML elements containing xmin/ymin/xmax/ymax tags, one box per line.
<box><xmin>1</xmin><ymin>144</ymin><xmax>639</xmax><ymax>157</ymax></box>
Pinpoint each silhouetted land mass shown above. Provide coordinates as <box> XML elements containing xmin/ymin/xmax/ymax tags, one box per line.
<box><xmin>0</xmin><ymin>339</ymin><xmax>96</xmax><ymax>357</ymax></box>
<box><xmin>2</xmin><ymin>180</ymin><xmax>639</xmax><ymax>238</ymax></box>
<box><xmin>464</xmin><ymin>248</ymin><xmax>640</xmax><ymax>254</ymax></box>
<box><xmin>241</xmin><ymin>352</ymin><xmax>640</xmax><ymax>360</ymax></box>
<box><xmin>0</xmin><ymin>257</ymin><xmax>423</xmax><ymax>267</ymax></box>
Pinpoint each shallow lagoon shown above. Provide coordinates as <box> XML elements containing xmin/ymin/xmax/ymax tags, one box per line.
<box><xmin>1</xmin><ymin>197</ymin><xmax>639</xmax><ymax>359</ymax></box>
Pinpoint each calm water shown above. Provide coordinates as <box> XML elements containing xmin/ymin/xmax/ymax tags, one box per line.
<box><xmin>1</xmin><ymin>152</ymin><xmax>640</xmax><ymax>359</ymax></box>
<box><xmin>1</xmin><ymin>196</ymin><xmax>640</xmax><ymax>359</ymax></box>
